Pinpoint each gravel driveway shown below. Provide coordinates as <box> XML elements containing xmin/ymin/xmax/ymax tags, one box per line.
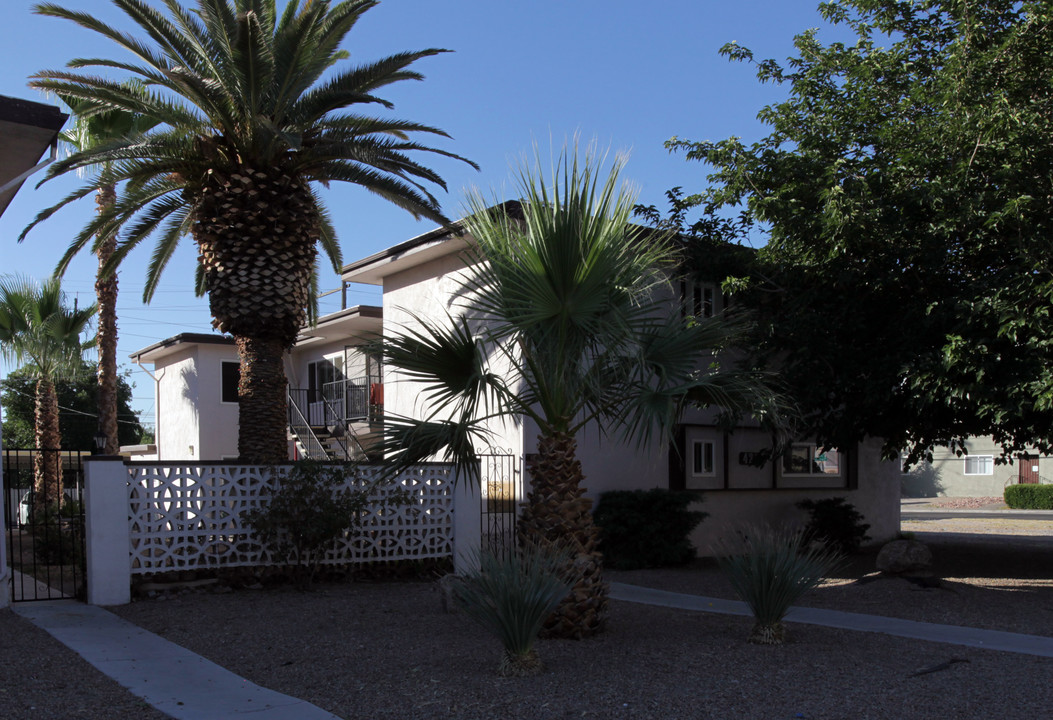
<box><xmin>4</xmin><ymin>518</ymin><xmax>1052</xmax><ymax>720</ymax></box>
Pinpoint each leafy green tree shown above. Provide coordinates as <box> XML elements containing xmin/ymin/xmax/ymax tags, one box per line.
<box><xmin>2</xmin><ymin>360</ymin><xmax>144</xmax><ymax>450</ymax></box>
<box><xmin>656</xmin><ymin>0</ymin><xmax>1053</xmax><ymax>463</ymax></box>
<box><xmin>54</xmin><ymin>90</ymin><xmax>157</xmax><ymax>455</ymax></box>
<box><xmin>380</xmin><ymin>148</ymin><xmax>783</xmax><ymax>638</ymax></box>
<box><xmin>0</xmin><ymin>276</ymin><xmax>95</xmax><ymax>502</ymax></box>
<box><xmin>24</xmin><ymin>0</ymin><xmax>476</xmax><ymax>463</ymax></box>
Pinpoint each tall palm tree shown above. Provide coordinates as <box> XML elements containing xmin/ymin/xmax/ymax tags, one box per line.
<box><xmin>56</xmin><ymin>92</ymin><xmax>158</xmax><ymax>455</ymax></box>
<box><xmin>0</xmin><ymin>276</ymin><xmax>95</xmax><ymax>507</ymax></box>
<box><xmin>380</xmin><ymin>148</ymin><xmax>784</xmax><ymax>638</ymax></box>
<box><xmin>23</xmin><ymin>0</ymin><xmax>476</xmax><ymax>462</ymax></box>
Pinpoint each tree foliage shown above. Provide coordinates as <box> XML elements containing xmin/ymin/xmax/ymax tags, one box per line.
<box><xmin>1</xmin><ymin>360</ymin><xmax>144</xmax><ymax>450</ymax></box>
<box><xmin>655</xmin><ymin>0</ymin><xmax>1053</xmax><ymax>463</ymax></box>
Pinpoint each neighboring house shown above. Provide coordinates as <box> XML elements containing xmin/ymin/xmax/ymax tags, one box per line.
<box><xmin>135</xmin><ymin>210</ymin><xmax>902</xmax><ymax>553</ymax></box>
<box><xmin>902</xmin><ymin>439</ymin><xmax>1051</xmax><ymax>498</ymax></box>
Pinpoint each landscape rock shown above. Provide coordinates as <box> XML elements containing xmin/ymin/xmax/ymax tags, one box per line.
<box><xmin>876</xmin><ymin>539</ymin><xmax>933</xmax><ymax>575</ymax></box>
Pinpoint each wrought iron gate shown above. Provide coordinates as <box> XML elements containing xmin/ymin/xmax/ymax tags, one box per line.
<box><xmin>478</xmin><ymin>451</ymin><xmax>522</xmax><ymax>558</ymax></box>
<box><xmin>3</xmin><ymin>449</ymin><xmax>86</xmax><ymax>602</ymax></box>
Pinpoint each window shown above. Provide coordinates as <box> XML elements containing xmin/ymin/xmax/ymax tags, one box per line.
<box><xmin>681</xmin><ymin>280</ymin><xmax>717</xmax><ymax>319</ymax></box>
<box><xmin>220</xmin><ymin>361</ymin><xmax>240</xmax><ymax>404</ymax></box>
<box><xmin>692</xmin><ymin>440</ymin><xmax>716</xmax><ymax>477</ymax></box>
<box><xmin>964</xmin><ymin>455</ymin><xmax>993</xmax><ymax>475</ymax></box>
<box><xmin>782</xmin><ymin>445</ymin><xmax>841</xmax><ymax>476</ymax></box>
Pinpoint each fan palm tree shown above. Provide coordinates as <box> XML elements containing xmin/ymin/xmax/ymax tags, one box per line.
<box><xmin>23</xmin><ymin>0</ymin><xmax>476</xmax><ymax>462</ymax></box>
<box><xmin>0</xmin><ymin>276</ymin><xmax>96</xmax><ymax>507</ymax></box>
<box><xmin>55</xmin><ymin>91</ymin><xmax>158</xmax><ymax>455</ymax></box>
<box><xmin>380</xmin><ymin>148</ymin><xmax>785</xmax><ymax>638</ymax></box>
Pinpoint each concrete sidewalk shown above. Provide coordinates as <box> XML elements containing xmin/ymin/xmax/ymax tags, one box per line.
<box><xmin>610</xmin><ymin>582</ymin><xmax>1053</xmax><ymax>658</ymax></box>
<box><xmin>12</xmin><ymin>601</ymin><xmax>342</xmax><ymax>720</ymax></box>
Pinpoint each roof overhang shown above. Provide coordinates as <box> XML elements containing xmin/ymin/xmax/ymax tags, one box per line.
<box><xmin>0</xmin><ymin>95</ymin><xmax>68</xmax><ymax>219</ymax></box>
<box><xmin>294</xmin><ymin>305</ymin><xmax>382</xmax><ymax>346</ymax></box>
<box><xmin>129</xmin><ymin>333</ymin><xmax>234</xmax><ymax>364</ymax></box>
<box><xmin>341</xmin><ymin>201</ymin><xmax>522</xmax><ymax>286</ymax></box>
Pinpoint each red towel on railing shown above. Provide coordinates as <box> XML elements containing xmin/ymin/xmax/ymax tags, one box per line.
<box><xmin>369</xmin><ymin>383</ymin><xmax>384</xmax><ymax>405</ymax></box>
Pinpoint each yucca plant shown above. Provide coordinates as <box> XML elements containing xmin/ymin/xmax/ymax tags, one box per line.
<box><xmin>716</xmin><ymin>525</ymin><xmax>842</xmax><ymax>645</ymax></box>
<box><xmin>453</xmin><ymin>544</ymin><xmax>574</xmax><ymax>677</ymax></box>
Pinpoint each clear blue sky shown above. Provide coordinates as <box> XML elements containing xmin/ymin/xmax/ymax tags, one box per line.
<box><xmin>0</xmin><ymin>0</ymin><xmax>845</xmax><ymax>430</ymax></box>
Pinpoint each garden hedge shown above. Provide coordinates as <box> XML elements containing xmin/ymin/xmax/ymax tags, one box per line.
<box><xmin>1004</xmin><ymin>484</ymin><xmax>1053</xmax><ymax>510</ymax></box>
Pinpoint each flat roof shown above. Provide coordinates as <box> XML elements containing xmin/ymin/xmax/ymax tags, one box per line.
<box><xmin>341</xmin><ymin>200</ymin><xmax>522</xmax><ymax>285</ymax></box>
<box><xmin>130</xmin><ymin>305</ymin><xmax>384</xmax><ymax>362</ymax></box>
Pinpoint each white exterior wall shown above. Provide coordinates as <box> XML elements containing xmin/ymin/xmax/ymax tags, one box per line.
<box><xmin>382</xmin><ymin>252</ymin><xmax>523</xmax><ymax>475</ymax></box>
<box><xmin>152</xmin><ymin>344</ymin><xmax>240</xmax><ymax>461</ymax></box>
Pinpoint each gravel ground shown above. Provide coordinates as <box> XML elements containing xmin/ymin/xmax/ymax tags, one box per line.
<box><xmin>6</xmin><ymin>520</ymin><xmax>1052</xmax><ymax>720</ymax></box>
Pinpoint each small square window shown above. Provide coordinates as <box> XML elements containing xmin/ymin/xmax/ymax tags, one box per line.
<box><xmin>963</xmin><ymin>456</ymin><xmax>993</xmax><ymax>475</ymax></box>
<box><xmin>692</xmin><ymin>440</ymin><xmax>715</xmax><ymax>476</ymax></box>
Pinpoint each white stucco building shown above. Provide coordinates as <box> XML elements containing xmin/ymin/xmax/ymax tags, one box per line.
<box><xmin>133</xmin><ymin>212</ymin><xmax>903</xmax><ymax>553</ymax></box>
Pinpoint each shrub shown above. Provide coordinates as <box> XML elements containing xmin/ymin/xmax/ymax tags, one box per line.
<box><xmin>1004</xmin><ymin>484</ymin><xmax>1053</xmax><ymax>510</ymax></box>
<box><xmin>717</xmin><ymin>526</ymin><xmax>842</xmax><ymax>645</ymax></box>
<box><xmin>242</xmin><ymin>461</ymin><xmax>407</xmax><ymax>589</ymax></box>
<box><xmin>796</xmin><ymin>497</ymin><xmax>871</xmax><ymax>554</ymax></box>
<box><xmin>453</xmin><ymin>544</ymin><xmax>574</xmax><ymax>677</ymax></box>
<box><xmin>594</xmin><ymin>489</ymin><xmax>706</xmax><ymax>570</ymax></box>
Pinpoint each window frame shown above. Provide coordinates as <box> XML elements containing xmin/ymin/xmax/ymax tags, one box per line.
<box><xmin>781</xmin><ymin>444</ymin><xmax>843</xmax><ymax>478</ymax></box>
<box><xmin>691</xmin><ymin>439</ymin><xmax>716</xmax><ymax>478</ymax></box>
<box><xmin>963</xmin><ymin>455</ymin><xmax>994</xmax><ymax>476</ymax></box>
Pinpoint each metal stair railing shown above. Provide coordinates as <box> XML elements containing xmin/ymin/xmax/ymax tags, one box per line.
<box><xmin>287</xmin><ymin>390</ymin><xmax>330</xmax><ymax>460</ymax></box>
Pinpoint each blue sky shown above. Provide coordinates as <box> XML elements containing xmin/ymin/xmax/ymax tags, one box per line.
<box><xmin>0</xmin><ymin>0</ymin><xmax>845</xmax><ymax>429</ymax></box>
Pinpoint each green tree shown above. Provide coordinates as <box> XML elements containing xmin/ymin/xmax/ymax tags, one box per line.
<box><xmin>380</xmin><ymin>148</ymin><xmax>782</xmax><ymax>638</ymax></box>
<box><xmin>2</xmin><ymin>360</ymin><xmax>144</xmax><ymax>450</ymax></box>
<box><xmin>24</xmin><ymin>0</ymin><xmax>476</xmax><ymax>463</ymax></box>
<box><xmin>0</xmin><ymin>276</ymin><xmax>95</xmax><ymax>502</ymax></box>
<box><xmin>54</xmin><ymin>90</ymin><xmax>158</xmax><ymax>456</ymax></box>
<box><xmin>658</xmin><ymin>0</ymin><xmax>1053</xmax><ymax>463</ymax></box>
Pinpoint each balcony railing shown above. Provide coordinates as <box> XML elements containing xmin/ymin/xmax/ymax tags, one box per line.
<box><xmin>289</xmin><ymin>378</ymin><xmax>382</xmax><ymax>428</ymax></box>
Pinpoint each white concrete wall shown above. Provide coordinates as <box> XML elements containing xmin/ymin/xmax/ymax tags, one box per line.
<box><xmin>153</xmin><ymin>344</ymin><xmax>239</xmax><ymax>461</ymax></box>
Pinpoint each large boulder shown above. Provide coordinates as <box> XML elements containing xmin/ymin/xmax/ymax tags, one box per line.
<box><xmin>876</xmin><ymin>539</ymin><xmax>933</xmax><ymax>575</ymax></box>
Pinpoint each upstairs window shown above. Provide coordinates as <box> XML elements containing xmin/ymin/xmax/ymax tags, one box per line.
<box><xmin>681</xmin><ymin>280</ymin><xmax>717</xmax><ymax>319</ymax></box>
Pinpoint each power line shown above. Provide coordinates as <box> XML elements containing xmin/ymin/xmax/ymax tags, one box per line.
<box><xmin>1</xmin><ymin>385</ymin><xmax>143</xmax><ymax>426</ymax></box>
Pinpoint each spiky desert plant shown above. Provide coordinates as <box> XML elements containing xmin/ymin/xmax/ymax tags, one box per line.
<box><xmin>716</xmin><ymin>525</ymin><xmax>842</xmax><ymax>645</ymax></box>
<box><xmin>454</xmin><ymin>544</ymin><xmax>574</xmax><ymax>677</ymax></box>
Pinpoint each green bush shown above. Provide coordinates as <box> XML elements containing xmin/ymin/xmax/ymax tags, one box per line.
<box><xmin>1004</xmin><ymin>484</ymin><xmax>1053</xmax><ymax>510</ymax></box>
<box><xmin>796</xmin><ymin>497</ymin><xmax>871</xmax><ymax>554</ymax></box>
<box><xmin>717</xmin><ymin>525</ymin><xmax>842</xmax><ymax>645</ymax></box>
<box><xmin>453</xmin><ymin>544</ymin><xmax>574</xmax><ymax>677</ymax></box>
<box><xmin>594</xmin><ymin>489</ymin><xmax>706</xmax><ymax>570</ymax></box>
<box><xmin>242</xmin><ymin>461</ymin><xmax>408</xmax><ymax>589</ymax></box>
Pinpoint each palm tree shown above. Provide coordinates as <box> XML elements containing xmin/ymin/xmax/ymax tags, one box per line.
<box><xmin>55</xmin><ymin>91</ymin><xmax>158</xmax><ymax>455</ymax></box>
<box><xmin>23</xmin><ymin>0</ymin><xmax>476</xmax><ymax>463</ymax></box>
<box><xmin>380</xmin><ymin>148</ymin><xmax>784</xmax><ymax>638</ymax></box>
<box><xmin>0</xmin><ymin>276</ymin><xmax>95</xmax><ymax>507</ymax></box>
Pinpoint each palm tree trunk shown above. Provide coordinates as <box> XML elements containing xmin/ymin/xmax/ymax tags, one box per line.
<box><xmin>33</xmin><ymin>377</ymin><xmax>63</xmax><ymax>512</ymax></box>
<box><xmin>518</xmin><ymin>432</ymin><xmax>608</xmax><ymax>638</ymax></box>
<box><xmin>95</xmin><ymin>183</ymin><xmax>120</xmax><ymax>454</ymax></box>
<box><xmin>235</xmin><ymin>336</ymin><xmax>290</xmax><ymax>463</ymax></box>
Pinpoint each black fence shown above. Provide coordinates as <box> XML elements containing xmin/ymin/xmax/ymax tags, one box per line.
<box><xmin>479</xmin><ymin>452</ymin><xmax>522</xmax><ymax>559</ymax></box>
<box><xmin>3</xmin><ymin>448</ymin><xmax>87</xmax><ymax>602</ymax></box>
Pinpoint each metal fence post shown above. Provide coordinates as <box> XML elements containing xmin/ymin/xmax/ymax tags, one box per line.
<box><xmin>84</xmin><ymin>457</ymin><xmax>131</xmax><ymax>605</ymax></box>
<box><xmin>0</xmin><ymin>430</ymin><xmax>7</xmax><ymax>608</ymax></box>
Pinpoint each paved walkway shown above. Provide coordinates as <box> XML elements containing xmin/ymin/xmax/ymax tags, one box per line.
<box><xmin>12</xmin><ymin>601</ymin><xmax>342</xmax><ymax>720</ymax></box>
<box><xmin>12</xmin><ymin>577</ymin><xmax>1053</xmax><ymax>720</ymax></box>
<box><xmin>609</xmin><ymin>583</ymin><xmax>1053</xmax><ymax>658</ymax></box>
